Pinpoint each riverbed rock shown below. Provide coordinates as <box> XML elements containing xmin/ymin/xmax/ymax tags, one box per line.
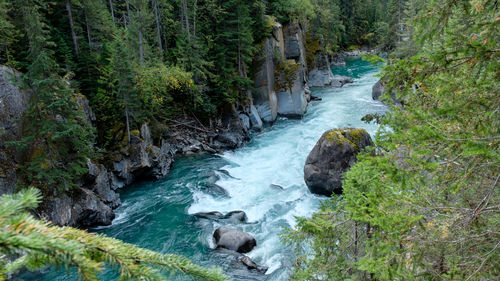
<box><xmin>204</xmin><ymin>183</ymin><xmax>230</xmax><ymax>197</ymax></box>
<box><xmin>239</xmin><ymin>113</ymin><xmax>250</xmax><ymax>131</ymax></box>
<box><xmin>194</xmin><ymin>210</ymin><xmax>247</xmax><ymax>224</ymax></box>
<box><xmin>304</xmin><ymin>128</ymin><xmax>372</xmax><ymax>196</ymax></box>
<box><xmin>372</xmin><ymin>79</ymin><xmax>406</xmax><ymax>109</ymax></box>
<box><xmin>194</xmin><ymin>211</ymin><xmax>224</xmax><ymax>220</ymax></box>
<box><xmin>213</xmin><ymin>227</ymin><xmax>257</xmax><ymax>253</ymax></box>
<box><xmin>308</xmin><ymin>68</ymin><xmax>335</xmax><ymax>87</ymax></box>
<box><xmin>270</xmin><ymin>184</ymin><xmax>284</xmax><ymax>190</ymax></box>
<box><xmin>238</xmin><ymin>256</ymin><xmax>268</xmax><ymax>274</ymax></box>
<box><xmin>331</xmin><ymin>75</ymin><xmax>353</xmax><ymax>87</ymax></box>
<box><xmin>222</xmin><ymin>211</ymin><xmax>248</xmax><ymax>224</ymax></box>
<box><xmin>248</xmin><ymin>104</ymin><xmax>263</xmax><ymax>130</ymax></box>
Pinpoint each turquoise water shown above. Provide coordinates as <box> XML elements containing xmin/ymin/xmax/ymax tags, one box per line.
<box><xmin>20</xmin><ymin>59</ymin><xmax>385</xmax><ymax>281</ymax></box>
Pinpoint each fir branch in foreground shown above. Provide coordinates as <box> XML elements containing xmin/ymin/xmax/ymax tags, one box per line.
<box><xmin>0</xmin><ymin>188</ymin><xmax>228</xmax><ymax>281</ymax></box>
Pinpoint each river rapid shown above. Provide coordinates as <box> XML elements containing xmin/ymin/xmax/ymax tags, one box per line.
<box><xmin>24</xmin><ymin>58</ymin><xmax>385</xmax><ymax>281</ymax></box>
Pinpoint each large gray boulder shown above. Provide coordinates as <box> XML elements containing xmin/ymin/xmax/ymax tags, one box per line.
<box><xmin>213</xmin><ymin>227</ymin><xmax>256</xmax><ymax>253</ymax></box>
<box><xmin>304</xmin><ymin>128</ymin><xmax>372</xmax><ymax>196</ymax></box>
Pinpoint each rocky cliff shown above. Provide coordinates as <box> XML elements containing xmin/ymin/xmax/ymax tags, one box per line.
<box><xmin>251</xmin><ymin>22</ymin><xmax>356</xmax><ymax>123</ymax></box>
<box><xmin>252</xmin><ymin>22</ymin><xmax>311</xmax><ymax>122</ymax></box>
<box><xmin>0</xmin><ymin>66</ymin><xmax>28</xmax><ymax>196</ymax></box>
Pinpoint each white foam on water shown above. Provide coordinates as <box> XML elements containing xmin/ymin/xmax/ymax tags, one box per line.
<box><xmin>188</xmin><ymin>63</ymin><xmax>386</xmax><ymax>279</ymax></box>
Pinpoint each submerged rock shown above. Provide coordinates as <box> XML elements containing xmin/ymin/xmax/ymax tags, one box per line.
<box><xmin>213</xmin><ymin>227</ymin><xmax>256</xmax><ymax>253</ymax></box>
<box><xmin>304</xmin><ymin>128</ymin><xmax>372</xmax><ymax>196</ymax></box>
<box><xmin>204</xmin><ymin>183</ymin><xmax>230</xmax><ymax>197</ymax></box>
<box><xmin>238</xmin><ymin>256</ymin><xmax>268</xmax><ymax>274</ymax></box>
<box><xmin>269</xmin><ymin>184</ymin><xmax>284</xmax><ymax>190</ymax></box>
<box><xmin>331</xmin><ymin>75</ymin><xmax>354</xmax><ymax>87</ymax></box>
<box><xmin>194</xmin><ymin>210</ymin><xmax>247</xmax><ymax>224</ymax></box>
<box><xmin>194</xmin><ymin>211</ymin><xmax>224</xmax><ymax>220</ymax></box>
<box><xmin>223</xmin><ymin>210</ymin><xmax>248</xmax><ymax>224</ymax></box>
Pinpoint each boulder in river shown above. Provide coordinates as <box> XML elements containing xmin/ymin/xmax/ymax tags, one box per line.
<box><xmin>194</xmin><ymin>211</ymin><xmax>224</xmax><ymax>220</ymax></box>
<box><xmin>304</xmin><ymin>128</ymin><xmax>372</xmax><ymax>196</ymax></box>
<box><xmin>238</xmin><ymin>256</ymin><xmax>268</xmax><ymax>274</ymax></box>
<box><xmin>222</xmin><ymin>210</ymin><xmax>248</xmax><ymax>224</ymax></box>
<box><xmin>194</xmin><ymin>210</ymin><xmax>247</xmax><ymax>224</ymax></box>
<box><xmin>213</xmin><ymin>227</ymin><xmax>256</xmax><ymax>253</ymax></box>
<box><xmin>331</xmin><ymin>75</ymin><xmax>354</xmax><ymax>87</ymax></box>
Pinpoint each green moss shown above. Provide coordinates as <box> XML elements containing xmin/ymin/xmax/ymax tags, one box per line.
<box><xmin>325</xmin><ymin>128</ymin><xmax>367</xmax><ymax>152</ymax></box>
<box><xmin>305</xmin><ymin>33</ymin><xmax>323</xmax><ymax>69</ymax></box>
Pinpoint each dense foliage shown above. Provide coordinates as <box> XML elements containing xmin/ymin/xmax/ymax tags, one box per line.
<box><xmin>0</xmin><ymin>188</ymin><xmax>228</xmax><ymax>281</ymax></box>
<box><xmin>286</xmin><ymin>0</ymin><xmax>499</xmax><ymax>280</ymax></box>
<box><xmin>0</xmin><ymin>0</ymin><xmax>403</xmax><ymax>192</ymax></box>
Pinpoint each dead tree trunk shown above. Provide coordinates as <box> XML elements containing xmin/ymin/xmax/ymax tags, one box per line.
<box><xmin>65</xmin><ymin>0</ymin><xmax>79</xmax><ymax>55</ymax></box>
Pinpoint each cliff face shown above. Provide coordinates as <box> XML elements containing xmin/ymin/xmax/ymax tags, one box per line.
<box><xmin>252</xmin><ymin>22</ymin><xmax>311</xmax><ymax>122</ymax></box>
<box><xmin>0</xmin><ymin>66</ymin><xmax>28</xmax><ymax>196</ymax></box>
<box><xmin>276</xmin><ymin>23</ymin><xmax>311</xmax><ymax>117</ymax></box>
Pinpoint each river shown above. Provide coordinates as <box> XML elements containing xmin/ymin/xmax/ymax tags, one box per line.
<box><xmin>23</xmin><ymin>58</ymin><xmax>385</xmax><ymax>281</ymax></box>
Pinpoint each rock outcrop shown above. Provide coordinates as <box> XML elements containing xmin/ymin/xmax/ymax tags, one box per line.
<box><xmin>372</xmin><ymin>79</ymin><xmax>405</xmax><ymax>108</ymax></box>
<box><xmin>276</xmin><ymin>23</ymin><xmax>310</xmax><ymax>117</ymax></box>
<box><xmin>308</xmin><ymin>36</ymin><xmax>337</xmax><ymax>88</ymax></box>
<box><xmin>253</xmin><ymin>23</ymin><xmax>283</xmax><ymax>123</ymax></box>
<box><xmin>0</xmin><ymin>66</ymin><xmax>28</xmax><ymax>196</ymax></box>
<box><xmin>304</xmin><ymin>128</ymin><xmax>372</xmax><ymax>196</ymax></box>
<box><xmin>252</xmin><ymin>21</ymin><xmax>314</xmax><ymax>121</ymax></box>
<box><xmin>213</xmin><ymin>227</ymin><xmax>257</xmax><ymax>253</ymax></box>
<box><xmin>372</xmin><ymin>79</ymin><xmax>385</xmax><ymax>100</ymax></box>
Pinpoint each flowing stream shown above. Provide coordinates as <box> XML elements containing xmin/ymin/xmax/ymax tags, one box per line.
<box><xmin>24</xmin><ymin>58</ymin><xmax>385</xmax><ymax>281</ymax></box>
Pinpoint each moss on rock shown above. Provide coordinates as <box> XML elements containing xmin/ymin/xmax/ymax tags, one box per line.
<box><xmin>325</xmin><ymin>127</ymin><xmax>368</xmax><ymax>152</ymax></box>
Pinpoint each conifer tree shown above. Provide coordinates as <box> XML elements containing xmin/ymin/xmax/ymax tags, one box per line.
<box><xmin>14</xmin><ymin>0</ymin><xmax>94</xmax><ymax>193</ymax></box>
<box><xmin>0</xmin><ymin>0</ymin><xmax>16</xmax><ymax>65</ymax></box>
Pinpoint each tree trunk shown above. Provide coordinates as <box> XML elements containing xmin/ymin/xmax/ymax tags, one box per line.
<box><xmin>138</xmin><ymin>8</ymin><xmax>144</xmax><ymax>64</ymax></box>
<box><xmin>125</xmin><ymin>104</ymin><xmax>131</xmax><ymax>144</ymax></box>
<box><xmin>109</xmin><ymin>0</ymin><xmax>115</xmax><ymax>24</ymax></box>
<box><xmin>84</xmin><ymin>9</ymin><xmax>91</xmax><ymax>48</ymax></box>
<box><xmin>152</xmin><ymin>0</ymin><xmax>163</xmax><ymax>53</ymax></box>
<box><xmin>193</xmin><ymin>0</ymin><xmax>197</xmax><ymax>37</ymax></box>
<box><xmin>65</xmin><ymin>0</ymin><xmax>79</xmax><ymax>55</ymax></box>
<box><xmin>125</xmin><ymin>0</ymin><xmax>131</xmax><ymax>28</ymax></box>
<box><xmin>182</xmin><ymin>0</ymin><xmax>191</xmax><ymax>41</ymax></box>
